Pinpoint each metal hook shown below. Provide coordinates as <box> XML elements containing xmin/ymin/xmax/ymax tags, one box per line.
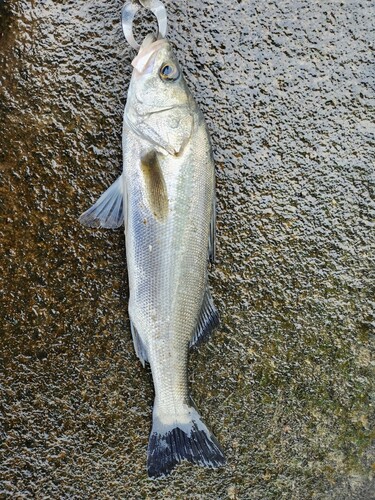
<box><xmin>122</xmin><ymin>0</ymin><xmax>168</xmax><ymax>51</ymax></box>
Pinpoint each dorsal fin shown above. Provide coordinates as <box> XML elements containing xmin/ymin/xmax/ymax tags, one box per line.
<box><xmin>209</xmin><ymin>196</ymin><xmax>216</xmax><ymax>263</ymax></box>
<box><xmin>190</xmin><ymin>288</ymin><xmax>220</xmax><ymax>349</ymax></box>
<box><xmin>79</xmin><ymin>175</ymin><xmax>124</xmax><ymax>228</ymax></box>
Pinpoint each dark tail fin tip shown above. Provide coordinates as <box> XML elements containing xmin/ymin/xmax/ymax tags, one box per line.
<box><xmin>147</xmin><ymin>422</ymin><xmax>226</xmax><ymax>479</ymax></box>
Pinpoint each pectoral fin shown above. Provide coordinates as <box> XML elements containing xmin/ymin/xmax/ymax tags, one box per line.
<box><xmin>79</xmin><ymin>175</ymin><xmax>124</xmax><ymax>229</ymax></box>
<box><xmin>141</xmin><ymin>151</ymin><xmax>168</xmax><ymax>221</ymax></box>
<box><xmin>190</xmin><ymin>288</ymin><xmax>220</xmax><ymax>348</ymax></box>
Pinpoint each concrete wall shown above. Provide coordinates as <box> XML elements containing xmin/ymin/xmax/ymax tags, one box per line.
<box><xmin>1</xmin><ymin>0</ymin><xmax>374</xmax><ymax>497</ymax></box>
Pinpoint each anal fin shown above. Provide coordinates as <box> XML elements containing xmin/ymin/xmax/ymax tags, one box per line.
<box><xmin>79</xmin><ymin>175</ymin><xmax>124</xmax><ymax>229</ymax></box>
<box><xmin>130</xmin><ymin>320</ymin><xmax>148</xmax><ymax>367</ymax></box>
<box><xmin>190</xmin><ymin>288</ymin><xmax>220</xmax><ymax>349</ymax></box>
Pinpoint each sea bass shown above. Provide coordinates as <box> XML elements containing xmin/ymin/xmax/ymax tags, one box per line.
<box><xmin>79</xmin><ymin>35</ymin><xmax>225</xmax><ymax>478</ymax></box>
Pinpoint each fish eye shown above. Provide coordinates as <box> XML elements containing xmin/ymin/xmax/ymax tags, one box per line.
<box><xmin>159</xmin><ymin>63</ymin><xmax>180</xmax><ymax>82</ymax></box>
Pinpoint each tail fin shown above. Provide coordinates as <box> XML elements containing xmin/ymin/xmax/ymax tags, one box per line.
<box><xmin>147</xmin><ymin>404</ymin><xmax>226</xmax><ymax>479</ymax></box>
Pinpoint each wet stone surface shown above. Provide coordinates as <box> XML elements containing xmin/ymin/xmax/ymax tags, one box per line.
<box><xmin>1</xmin><ymin>0</ymin><xmax>374</xmax><ymax>498</ymax></box>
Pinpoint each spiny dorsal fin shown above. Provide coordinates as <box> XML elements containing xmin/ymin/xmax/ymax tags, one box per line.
<box><xmin>141</xmin><ymin>151</ymin><xmax>169</xmax><ymax>221</ymax></box>
<box><xmin>79</xmin><ymin>175</ymin><xmax>124</xmax><ymax>229</ymax></box>
<box><xmin>209</xmin><ymin>196</ymin><xmax>216</xmax><ymax>263</ymax></box>
<box><xmin>130</xmin><ymin>320</ymin><xmax>148</xmax><ymax>367</ymax></box>
<box><xmin>190</xmin><ymin>288</ymin><xmax>220</xmax><ymax>349</ymax></box>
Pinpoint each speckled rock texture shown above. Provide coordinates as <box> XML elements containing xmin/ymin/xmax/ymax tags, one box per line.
<box><xmin>1</xmin><ymin>0</ymin><xmax>374</xmax><ymax>498</ymax></box>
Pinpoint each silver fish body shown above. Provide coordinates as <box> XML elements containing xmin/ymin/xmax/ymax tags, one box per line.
<box><xmin>79</xmin><ymin>37</ymin><xmax>225</xmax><ymax>478</ymax></box>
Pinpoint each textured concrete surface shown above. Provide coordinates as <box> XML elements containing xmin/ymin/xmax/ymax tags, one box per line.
<box><xmin>1</xmin><ymin>0</ymin><xmax>374</xmax><ymax>498</ymax></box>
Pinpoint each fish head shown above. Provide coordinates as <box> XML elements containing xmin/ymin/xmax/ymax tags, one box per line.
<box><xmin>131</xmin><ymin>36</ymin><xmax>188</xmax><ymax>108</ymax></box>
<box><xmin>125</xmin><ymin>36</ymin><xmax>194</xmax><ymax>156</ymax></box>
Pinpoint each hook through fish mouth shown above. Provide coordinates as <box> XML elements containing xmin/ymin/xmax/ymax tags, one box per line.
<box><xmin>131</xmin><ymin>38</ymin><xmax>169</xmax><ymax>73</ymax></box>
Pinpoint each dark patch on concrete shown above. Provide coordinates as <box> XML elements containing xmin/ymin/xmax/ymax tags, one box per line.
<box><xmin>1</xmin><ymin>0</ymin><xmax>374</xmax><ymax>498</ymax></box>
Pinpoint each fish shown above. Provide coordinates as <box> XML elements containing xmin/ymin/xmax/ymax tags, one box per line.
<box><xmin>79</xmin><ymin>35</ymin><xmax>225</xmax><ymax>478</ymax></box>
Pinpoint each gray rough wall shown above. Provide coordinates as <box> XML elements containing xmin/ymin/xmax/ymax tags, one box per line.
<box><xmin>1</xmin><ymin>0</ymin><xmax>374</xmax><ymax>498</ymax></box>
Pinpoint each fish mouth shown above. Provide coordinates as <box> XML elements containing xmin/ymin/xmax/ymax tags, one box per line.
<box><xmin>132</xmin><ymin>37</ymin><xmax>169</xmax><ymax>74</ymax></box>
